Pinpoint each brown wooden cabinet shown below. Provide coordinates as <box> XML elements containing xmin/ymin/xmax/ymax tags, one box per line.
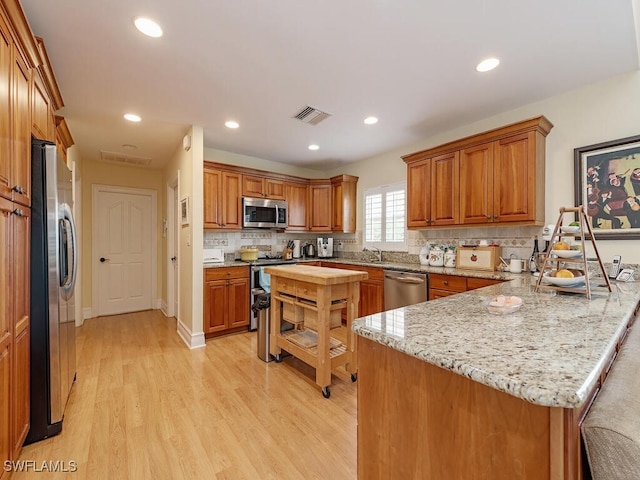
<box><xmin>309</xmin><ymin>180</ymin><xmax>332</xmax><ymax>232</ymax></box>
<box><xmin>429</xmin><ymin>273</ymin><xmax>503</xmax><ymax>300</ymax></box>
<box><xmin>407</xmin><ymin>152</ymin><xmax>459</xmax><ymax>228</ymax></box>
<box><xmin>31</xmin><ymin>72</ymin><xmax>52</xmax><ymax>141</ymax></box>
<box><xmin>0</xmin><ymin>15</ymin><xmax>12</xmax><ymax>202</ymax></box>
<box><xmin>331</xmin><ymin>175</ymin><xmax>358</xmax><ymax>233</ymax></box>
<box><xmin>285</xmin><ymin>181</ymin><xmax>308</xmax><ymax>231</ymax></box>
<box><xmin>242</xmin><ymin>175</ymin><xmax>285</xmax><ymax>200</ymax></box>
<box><xmin>203</xmin><ymin>267</ymin><xmax>250</xmax><ymax>337</ymax></box>
<box><xmin>324</xmin><ymin>263</ymin><xmax>384</xmax><ymax>317</ymax></box>
<box><xmin>203</xmin><ymin>168</ymin><xmax>242</xmax><ymax>230</ymax></box>
<box><xmin>404</xmin><ymin>116</ymin><xmax>552</xmax><ymax>229</ymax></box>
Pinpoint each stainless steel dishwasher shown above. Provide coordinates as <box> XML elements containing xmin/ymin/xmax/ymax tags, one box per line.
<box><xmin>383</xmin><ymin>270</ymin><xmax>428</xmax><ymax>310</ymax></box>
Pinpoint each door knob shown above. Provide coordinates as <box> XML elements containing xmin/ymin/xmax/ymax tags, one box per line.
<box><xmin>99</xmin><ymin>257</ymin><xmax>109</xmax><ymax>263</ymax></box>
<box><xmin>171</xmin><ymin>256</ymin><xmax>177</xmax><ymax>262</ymax></box>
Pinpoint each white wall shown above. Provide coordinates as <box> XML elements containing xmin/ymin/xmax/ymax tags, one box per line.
<box><xmin>328</xmin><ymin>70</ymin><xmax>640</xmax><ymax>265</ymax></box>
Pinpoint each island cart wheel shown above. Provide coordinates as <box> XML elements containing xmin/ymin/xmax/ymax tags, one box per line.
<box><xmin>351</xmin><ymin>373</ymin><xmax>357</xmax><ymax>382</ymax></box>
<box><xmin>273</xmin><ymin>354</ymin><xmax>283</xmax><ymax>363</ymax></box>
<box><xmin>322</xmin><ymin>386</ymin><xmax>331</xmax><ymax>398</ymax></box>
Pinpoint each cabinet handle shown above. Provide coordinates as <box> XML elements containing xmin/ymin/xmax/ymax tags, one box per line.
<box><xmin>12</xmin><ymin>185</ymin><xmax>25</xmax><ymax>194</ymax></box>
<box><xmin>12</xmin><ymin>208</ymin><xmax>24</xmax><ymax>217</ymax></box>
<box><xmin>493</xmin><ymin>215</ymin><xmax>498</xmax><ymax>219</ymax></box>
<box><xmin>443</xmin><ymin>280</ymin><xmax>449</xmax><ymax>285</ymax></box>
<box><xmin>486</xmin><ymin>215</ymin><xmax>491</xmax><ymax>219</ymax></box>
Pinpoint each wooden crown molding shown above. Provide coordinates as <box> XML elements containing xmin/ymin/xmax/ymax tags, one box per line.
<box><xmin>55</xmin><ymin>116</ymin><xmax>74</xmax><ymax>149</ymax></box>
<box><xmin>0</xmin><ymin>0</ymin><xmax>41</xmax><ymax>68</ymax></box>
<box><xmin>402</xmin><ymin>115</ymin><xmax>554</xmax><ymax>164</ymax></box>
<box><xmin>35</xmin><ymin>37</ymin><xmax>64</xmax><ymax>111</ymax></box>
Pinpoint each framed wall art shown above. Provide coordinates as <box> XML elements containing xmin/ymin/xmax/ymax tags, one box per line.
<box><xmin>180</xmin><ymin>196</ymin><xmax>190</xmax><ymax>226</ymax></box>
<box><xmin>574</xmin><ymin>134</ymin><xmax>640</xmax><ymax>239</ymax></box>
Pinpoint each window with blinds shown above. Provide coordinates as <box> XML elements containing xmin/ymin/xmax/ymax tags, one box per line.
<box><xmin>364</xmin><ymin>182</ymin><xmax>406</xmax><ymax>251</ymax></box>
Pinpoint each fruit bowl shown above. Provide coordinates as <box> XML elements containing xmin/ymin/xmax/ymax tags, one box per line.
<box><xmin>550</xmin><ymin>249</ymin><xmax>583</xmax><ymax>258</ymax></box>
<box><xmin>486</xmin><ymin>295</ymin><xmax>523</xmax><ymax>315</ymax></box>
<box><xmin>544</xmin><ymin>272</ymin><xmax>586</xmax><ymax>287</ymax></box>
<box><xmin>561</xmin><ymin>225</ymin><xmax>581</xmax><ymax>234</ymax></box>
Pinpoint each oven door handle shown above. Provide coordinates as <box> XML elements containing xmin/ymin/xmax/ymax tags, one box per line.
<box><xmin>251</xmin><ymin>287</ymin><xmax>266</xmax><ymax>295</ymax></box>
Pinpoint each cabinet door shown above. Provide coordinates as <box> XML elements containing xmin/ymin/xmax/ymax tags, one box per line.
<box><xmin>407</xmin><ymin>159</ymin><xmax>431</xmax><ymax>228</ymax></box>
<box><xmin>0</xmin><ymin>198</ymin><xmax>10</xmax><ymax>352</ymax></box>
<box><xmin>204</xmin><ymin>169</ymin><xmax>221</xmax><ymax>228</ymax></box>
<box><xmin>227</xmin><ymin>278</ymin><xmax>249</xmax><ymax>328</ymax></box>
<box><xmin>32</xmin><ymin>74</ymin><xmax>51</xmax><ymax>141</ymax></box>
<box><xmin>0</xmin><ymin>17</ymin><xmax>11</xmax><ymax>201</ymax></box>
<box><xmin>12</xmin><ymin>51</ymin><xmax>30</xmax><ymax>207</ymax></box>
<box><xmin>360</xmin><ymin>280</ymin><xmax>384</xmax><ymax>317</ymax></box>
<box><xmin>431</xmin><ymin>152</ymin><xmax>459</xmax><ymax>226</ymax></box>
<box><xmin>0</xmin><ymin>343</ymin><xmax>10</xmax><ymax>475</ymax></box>
<box><xmin>331</xmin><ymin>181</ymin><xmax>344</xmax><ymax>232</ymax></box>
<box><xmin>221</xmin><ymin>172</ymin><xmax>242</xmax><ymax>229</ymax></box>
<box><xmin>459</xmin><ymin>143</ymin><xmax>494</xmax><ymax>224</ymax></box>
<box><xmin>242</xmin><ymin>175</ymin><xmax>264</xmax><ymax>198</ymax></box>
<box><xmin>285</xmin><ymin>182</ymin><xmax>308</xmax><ymax>231</ymax></box>
<box><xmin>309</xmin><ymin>184</ymin><xmax>332</xmax><ymax>231</ymax></box>
<box><xmin>11</xmin><ymin>207</ymin><xmax>29</xmax><ymax>454</ymax></box>
<box><xmin>264</xmin><ymin>179</ymin><xmax>285</xmax><ymax>200</ymax></box>
<box><xmin>204</xmin><ymin>280</ymin><xmax>227</xmax><ymax>333</ymax></box>
<box><xmin>494</xmin><ymin>133</ymin><xmax>534</xmax><ymax>222</ymax></box>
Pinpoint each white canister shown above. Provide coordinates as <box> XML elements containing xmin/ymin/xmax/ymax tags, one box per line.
<box><xmin>509</xmin><ymin>258</ymin><xmax>522</xmax><ymax>273</ymax></box>
<box><xmin>444</xmin><ymin>250</ymin><xmax>456</xmax><ymax>268</ymax></box>
<box><xmin>292</xmin><ymin>240</ymin><xmax>301</xmax><ymax>258</ymax></box>
<box><xmin>429</xmin><ymin>247</ymin><xmax>444</xmax><ymax>267</ymax></box>
<box><xmin>419</xmin><ymin>245</ymin><xmax>431</xmax><ymax>265</ymax></box>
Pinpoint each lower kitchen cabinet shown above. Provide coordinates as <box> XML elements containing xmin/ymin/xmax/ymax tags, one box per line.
<box><xmin>429</xmin><ymin>273</ymin><xmax>503</xmax><ymax>300</ymax></box>
<box><xmin>204</xmin><ymin>267</ymin><xmax>249</xmax><ymax>337</ymax></box>
<box><xmin>325</xmin><ymin>263</ymin><xmax>384</xmax><ymax>317</ymax></box>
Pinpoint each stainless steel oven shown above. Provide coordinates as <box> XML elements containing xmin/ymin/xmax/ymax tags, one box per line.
<box><xmin>249</xmin><ymin>260</ymin><xmax>295</xmax><ymax>330</ymax></box>
<box><xmin>243</xmin><ymin>197</ymin><xmax>288</xmax><ymax>229</ymax></box>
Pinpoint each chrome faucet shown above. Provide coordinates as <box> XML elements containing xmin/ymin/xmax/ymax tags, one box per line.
<box><xmin>363</xmin><ymin>247</ymin><xmax>382</xmax><ymax>262</ymax></box>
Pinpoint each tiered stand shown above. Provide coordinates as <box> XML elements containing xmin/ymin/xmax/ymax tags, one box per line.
<box><xmin>535</xmin><ymin>206</ymin><xmax>612</xmax><ymax>299</ymax></box>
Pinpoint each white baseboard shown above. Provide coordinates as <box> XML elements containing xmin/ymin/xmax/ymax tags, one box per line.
<box><xmin>160</xmin><ymin>300</ymin><xmax>169</xmax><ymax>317</ymax></box>
<box><xmin>177</xmin><ymin>320</ymin><xmax>206</xmax><ymax>349</ymax></box>
<box><xmin>83</xmin><ymin>307</ymin><xmax>94</xmax><ymax>320</ymax></box>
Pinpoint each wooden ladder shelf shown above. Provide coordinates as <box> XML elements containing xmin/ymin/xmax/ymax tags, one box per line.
<box><xmin>535</xmin><ymin>206</ymin><xmax>612</xmax><ymax>299</ymax></box>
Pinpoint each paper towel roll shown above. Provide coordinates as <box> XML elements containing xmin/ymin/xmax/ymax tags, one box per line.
<box><xmin>292</xmin><ymin>240</ymin><xmax>301</xmax><ymax>258</ymax></box>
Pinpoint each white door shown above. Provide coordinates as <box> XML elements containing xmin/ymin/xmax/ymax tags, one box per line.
<box><xmin>93</xmin><ymin>186</ymin><xmax>156</xmax><ymax>316</ymax></box>
<box><xmin>173</xmin><ymin>187</ymin><xmax>179</xmax><ymax>316</ymax></box>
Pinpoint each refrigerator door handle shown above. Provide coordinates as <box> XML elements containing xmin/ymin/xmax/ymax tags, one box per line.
<box><xmin>59</xmin><ymin>202</ymin><xmax>78</xmax><ymax>298</ymax></box>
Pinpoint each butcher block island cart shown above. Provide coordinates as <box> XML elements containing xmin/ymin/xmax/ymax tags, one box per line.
<box><xmin>265</xmin><ymin>264</ymin><xmax>368</xmax><ymax>398</ymax></box>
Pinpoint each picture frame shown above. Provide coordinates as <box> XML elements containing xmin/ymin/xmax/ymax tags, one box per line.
<box><xmin>574</xmin><ymin>135</ymin><xmax>640</xmax><ymax>239</ymax></box>
<box><xmin>180</xmin><ymin>196</ymin><xmax>190</xmax><ymax>226</ymax></box>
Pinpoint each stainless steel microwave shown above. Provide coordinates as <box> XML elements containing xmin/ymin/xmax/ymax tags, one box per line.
<box><xmin>242</xmin><ymin>197</ymin><xmax>288</xmax><ymax>229</ymax></box>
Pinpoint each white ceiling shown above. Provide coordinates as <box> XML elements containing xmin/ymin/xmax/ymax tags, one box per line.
<box><xmin>20</xmin><ymin>0</ymin><xmax>640</xmax><ymax>171</ymax></box>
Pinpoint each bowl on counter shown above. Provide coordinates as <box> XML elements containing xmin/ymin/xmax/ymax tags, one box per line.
<box><xmin>561</xmin><ymin>225</ymin><xmax>581</xmax><ymax>234</ymax></box>
<box><xmin>486</xmin><ymin>295</ymin><xmax>523</xmax><ymax>315</ymax></box>
<box><xmin>543</xmin><ymin>272</ymin><xmax>586</xmax><ymax>287</ymax></box>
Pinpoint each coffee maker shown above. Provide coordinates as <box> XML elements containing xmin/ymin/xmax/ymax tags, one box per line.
<box><xmin>317</xmin><ymin>237</ymin><xmax>334</xmax><ymax>258</ymax></box>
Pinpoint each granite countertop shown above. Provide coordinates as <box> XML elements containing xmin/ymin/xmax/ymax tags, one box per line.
<box><xmin>352</xmin><ymin>276</ymin><xmax>640</xmax><ymax>409</ymax></box>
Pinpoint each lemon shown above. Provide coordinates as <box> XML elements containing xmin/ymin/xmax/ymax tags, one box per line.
<box><xmin>554</xmin><ymin>241</ymin><xmax>570</xmax><ymax>250</ymax></box>
<box><xmin>556</xmin><ymin>269</ymin><xmax>574</xmax><ymax>278</ymax></box>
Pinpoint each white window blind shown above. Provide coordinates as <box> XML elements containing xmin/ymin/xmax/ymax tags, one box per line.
<box><xmin>364</xmin><ymin>182</ymin><xmax>406</xmax><ymax>251</ymax></box>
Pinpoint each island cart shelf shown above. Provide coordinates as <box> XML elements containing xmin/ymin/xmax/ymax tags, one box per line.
<box><xmin>265</xmin><ymin>264</ymin><xmax>368</xmax><ymax>398</ymax></box>
<box><xmin>535</xmin><ymin>206</ymin><xmax>611</xmax><ymax>298</ymax></box>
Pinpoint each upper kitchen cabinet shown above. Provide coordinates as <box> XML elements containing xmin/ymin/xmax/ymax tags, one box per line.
<box><xmin>331</xmin><ymin>175</ymin><xmax>358</xmax><ymax>233</ymax></box>
<box><xmin>0</xmin><ymin>13</ymin><xmax>31</xmax><ymax>206</ymax></box>
<box><xmin>54</xmin><ymin>116</ymin><xmax>74</xmax><ymax>161</ymax></box>
<box><xmin>403</xmin><ymin>116</ymin><xmax>552</xmax><ymax>229</ymax></box>
<box><xmin>285</xmin><ymin>181</ymin><xmax>308</xmax><ymax>231</ymax></box>
<box><xmin>405</xmin><ymin>152</ymin><xmax>459</xmax><ymax>228</ymax></box>
<box><xmin>203</xmin><ymin>164</ymin><xmax>242</xmax><ymax>230</ymax></box>
<box><xmin>309</xmin><ymin>179</ymin><xmax>332</xmax><ymax>232</ymax></box>
<box><xmin>242</xmin><ymin>174</ymin><xmax>285</xmax><ymax>200</ymax></box>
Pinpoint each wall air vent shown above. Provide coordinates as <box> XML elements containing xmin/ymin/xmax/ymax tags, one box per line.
<box><xmin>100</xmin><ymin>150</ymin><xmax>152</xmax><ymax>167</ymax></box>
<box><xmin>293</xmin><ymin>105</ymin><xmax>332</xmax><ymax>125</ymax></box>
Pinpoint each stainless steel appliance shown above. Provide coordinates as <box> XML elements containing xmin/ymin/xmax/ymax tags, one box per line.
<box><xmin>317</xmin><ymin>237</ymin><xmax>333</xmax><ymax>258</ymax></box>
<box><xmin>249</xmin><ymin>259</ymin><xmax>295</xmax><ymax>330</ymax></box>
<box><xmin>383</xmin><ymin>270</ymin><xmax>428</xmax><ymax>310</ymax></box>
<box><xmin>27</xmin><ymin>139</ymin><xmax>78</xmax><ymax>444</ymax></box>
<box><xmin>303</xmin><ymin>242</ymin><xmax>316</xmax><ymax>257</ymax></box>
<box><xmin>242</xmin><ymin>197</ymin><xmax>288</xmax><ymax>229</ymax></box>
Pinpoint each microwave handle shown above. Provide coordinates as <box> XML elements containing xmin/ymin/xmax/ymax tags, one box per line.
<box><xmin>275</xmin><ymin>204</ymin><xmax>280</xmax><ymax>227</ymax></box>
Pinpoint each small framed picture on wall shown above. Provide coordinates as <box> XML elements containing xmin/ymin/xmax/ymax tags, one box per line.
<box><xmin>180</xmin><ymin>196</ymin><xmax>189</xmax><ymax>226</ymax></box>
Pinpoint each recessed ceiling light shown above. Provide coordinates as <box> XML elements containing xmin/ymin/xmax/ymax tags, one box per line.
<box><xmin>364</xmin><ymin>116</ymin><xmax>378</xmax><ymax>125</ymax></box>
<box><xmin>134</xmin><ymin>18</ymin><xmax>163</xmax><ymax>38</ymax></box>
<box><xmin>476</xmin><ymin>57</ymin><xmax>500</xmax><ymax>72</ymax></box>
<box><xmin>124</xmin><ymin>113</ymin><xmax>141</xmax><ymax>122</ymax></box>
<box><xmin>225</xmin><ymin>121</ymin><xmax>239</xmax><ymax>129</ymax></box>
<box><xmin>308</xmin><ymin>144</ymin><xmax>319</xmax><ymax>151</ymax></box>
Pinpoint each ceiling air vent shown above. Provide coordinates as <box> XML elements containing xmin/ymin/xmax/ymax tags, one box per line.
<box><xmin>100</xmin><ymin>150</ymin><xmax>152</xmax><ymax>167</ymax></box>
<box><xmin>293</xmin><ymin>105</ymin><xmax>332</xmax><ymax>125</ymax></box>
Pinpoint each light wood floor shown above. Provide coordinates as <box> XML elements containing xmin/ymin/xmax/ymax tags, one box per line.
<box><xmin>16</xmin><ymin>310</ymin><xmax>357</xmax><ymax>479</ymax></box>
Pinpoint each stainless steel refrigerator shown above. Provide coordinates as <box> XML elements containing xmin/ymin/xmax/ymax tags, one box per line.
<box><xmin>26</xmin><ymin>139</ymin><xmax>78</xmax><ymax>444</ymax></box>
